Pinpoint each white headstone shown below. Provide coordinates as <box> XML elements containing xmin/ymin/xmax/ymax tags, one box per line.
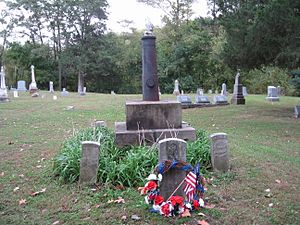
<box><xmin>49</xmin><ymin>81</ymin><xmax>54</xmax><ymax>93</ymax></box>
<box><xmin>210</xmin><ymin>133</ymin><xmax>230</xmax><ymax>172</ymax></box>
<box><xmin>0</xmin><ymin>66</ymin><xmax>9</xmax><ymax>102</ymax></box>
<box><xmin>221</xmin><ymin>83</ymin><xmax>227</xmax><ymax>96</ymax></box>
<box><xmin>242</xmin><ymin>86</ymin><xmax>248</xmax><ymax>96</ymax></box>
<box><xmin>197</xmin><ymin>88</ymin><xmax>204</xmax><ymax>96</ymax></box>
<box><xmin>294</xmin><ymin>106</ymin><xmax>300</xmax><ymax>118</ymax></box>
<box><xmin>266</xmin><ymin>86</ymin><xmax>279</xmax><ymax>101</ymax></box>
<box><xmin>111</xmin><ymin>90</ymin><xmax>116</xmax><ymax>95</ymax></box>
<box><xmin>17</xmin><ymin>80</ymin><xmax>27</xmax><ymax>91</ymax></box>
<box><xmin>208</xmin><ymin>89</ymin><xmax>213</xmax><ymax>94</ymax></box>
<box><xmin>29</xmin><ymin>65</ymin><xmax>38</xmax><ymax>92</ymax></box>
<box><xmin>61</xmin><ymin>88</ymin><xmax>69</xmax><ymax>97</ymax></box>
<box><xmin>173</xmin><ymin>79</ymin><xmax>180</xmax><ymax>95</ymax></box>
<box><xmin>13</xmin><ymin>91</ymin><xmax>19</xmax><ymax>98</ymax></box>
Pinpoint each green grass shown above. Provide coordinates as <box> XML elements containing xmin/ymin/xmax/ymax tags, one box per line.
<box><xmin>0</xmin><ymin>91</ymin><xmax>299</xmax><ymax>225</ymax></box>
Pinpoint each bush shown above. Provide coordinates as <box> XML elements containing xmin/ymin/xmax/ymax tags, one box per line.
<box><xmin>53</xmin><ymin>127</ymin><xmax>211</xmax><ymax>187</ymax></box>
<box><xmin>246</xmin><ymin>66</ymin><xmax>291</xmax><ymax>94</ymax></box>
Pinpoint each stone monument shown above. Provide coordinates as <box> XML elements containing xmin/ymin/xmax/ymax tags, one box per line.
<box><xmin>173</xmin><ymin>80</ymin><xmax>180</xmax><ymax>95</ymax></box>
<box><xmin>0</xmin><ymin>66</ymin><xmax>9</xmax><ymax>102</ymax></box>
<box><xmin>242</xmin><ymin>86</ymin><xmax>248</xmax><ymax>96</ymax></box>
<box><xmin>158</xmin><ymin>138</ymin><xmax>186</xmax><ymax>199</ymax></box>
<box><xmin>49</xmin><ymin>81</ymin><xmax>54</xmax><ymax>93</ymax></box>
<box><xmin>79</xmin><ymin>141</ymin><xmax>100</xmax><ymax>184</ymax></box>
<box><xmin>195</xmin><ymin>88</ymin><xmax>210</xmax><ymax>104</ymax></box>
<box><xmin>115</xmin><ymin>24</ymin><xmax>196</xmax><ymax>146</ymax></box>
<box><xmin>17</xmin><ymin>80</ymin><xmax>27</xmax><ymax>91</ymax></box>
<box><xmin>294</xmin><ymin>106</ymin><xmax>300</xmax><ymax>118</ymax></box>
<box><xmin>210</xmin><ymin>133</ymin><xmax>229</xmax><ymax>172</ymax></box>
<box><xmin>231</xmin><ymin>70</ymin><xmax>245</xmax><ymax>105</ymax></box>
<box><xmin>177</xmin><ymin>95</ymin><xmax>192</xmax><ymax>105</ymax></box>
<box><xmin>221</xmin><ymin>83</ymin><xmax>227</xmax><ymax>96</ymax></box>
<box><xmin>61</xmin><ymin>88</ymin><xmax>69</xmax><ymax>97</ymax></box>
<box><xmin>266</xmin><ymin>86</ymin><xmax>279</xmax><ymax>101</ymax></box>
<box><xmin>29</xmin><ymin>65</ymin><xmax>38</xmax><ymax>94</ymax></box>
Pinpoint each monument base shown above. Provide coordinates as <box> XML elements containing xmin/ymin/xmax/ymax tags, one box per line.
<box><xmin>29</xmin><ymin>88</ymin><xmax>39</xmax><ymax>94</ymax></box>
<box><xmin>231</xmin><ymin>96</ymin><xmax>245</xmax><ymax>105</ymax></box>
<box><xmin>0</xmin><ymin>97</ymin><xmax>9</xmax><ymax>102</ymax></box>
<box><xmin>115</xmin><ymin>121</ymin><xmax>196</xmax><ymax>147</ymax></box>
<box><xmin>266</xmin><ymin>97</ymin><xmax>279</xmax><ymax>102</ymax></box>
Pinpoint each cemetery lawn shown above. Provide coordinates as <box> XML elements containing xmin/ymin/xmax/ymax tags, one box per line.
<box><xmin>0</xmin><ymin>92</ymin><xmax>299</xmax><ymax>225</ymax></box>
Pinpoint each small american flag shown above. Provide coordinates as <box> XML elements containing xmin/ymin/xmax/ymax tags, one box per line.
<box><xmin>183</xmin><ymin>171</ymin><xmax>197</xmax><ymax>202</ymax></box>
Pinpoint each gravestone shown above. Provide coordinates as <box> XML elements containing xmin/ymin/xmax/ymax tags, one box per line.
<box><xmin>294</xmin><ymin>106</ymin><xmax>300</xmax><ymax>118</ymax></box>
<box><xmin>17</xmin><ymin>80</ymin><xmax>27</xmax><ymax>91</ymax></box>
<box><xmin>208</xmin><ymin>89</ymin><xmax>213</xmax><ymax>94</ymax></box>
<box><xmin>195</xmin><ymin>95</ymin><xmax>210</xmax><ymax>104</ymax></box>
<box><xmin>111</xmin><ymin>90</ymin><xmax>116</xmax><ymax>95</ymax></box>
<box><xmin>53</xmin><ymin>95</ymin><xmax>57</xmax><ymax>100</ymax></box>
<box><xmin>115</xmin><ymin>23</ymin><xmax>196</xmax><ymax>146</ymax></box>
<box><xmin>231</xmin><ymin>70</ymin><xmax>245</xmax><ymax>104</ymax></box>
<box><xmin>79</xmin><ymin>141</ymin><xmax>100</xmax><ymax>184</ymax></box>
<box><xmin>61</xmin><ymin>88</ymin><xmax>69</xmax><ymax>97</ymax></box>
<box><xmin>210</xmin><ymin>133</ymin><xmax>229</xmax><ymax>172</ymax></box>
<box><xmin>277</xmin><ymin>86</ymin><xmax>281</xmax><ymax>96</ymax></box>
<box><xmin>49</xmin><ymin>81</ymin><xmax>54</xmax><ymax>93</ymax></box>
<box><xmin>29</xmin><ymin>65</ymin><xmax>38</xmax><ymax>94</ymax></box>
<box><xmin>196</xmin><ymin>88</ymin><xmax>204</xmax><ymax>96</ymax></box>
<box><xmin>80</xmin><ymin>86</ymin><xmax>86</xmax><ymax>96</ymax></box>
<box><xmin>242</xmin><ymin>86</ymin><xmax>248</xmax><ymax>96</ymax></box>
<box><xmin>266</xmin><ymin>86</ymin><xmax>279</xmax><ymax>102</ymax></box>
<box><xmin>177</xmin><ymin>95</ymin><xmax>192</xmax><ymax>104</ymax></box>
<box><xmin>158</xmin><ymin>138</ymin><xmax>186</xmax><ymax>199</ymax></box>
<box><xmin>213</xmin><ymin>95</ymin><xmax>228</xmax><ymax>104</ymax></box>
<box><xmin>13</xmin><ymin>91</ymin><xmax>19</xmax><ymax>98</ymax></box>
<box><xmin>0</xmin><ymin>66</ymin><xmax>9</xmax><ymax>102</ymax></box>
<box><xmin>173</xmin><ymin>80</ymin><xmax>180</xmax><ymax>95</ymax></box>
<box><xmin>221</xmin><ymin>83</ymin><xmax>227</xmax><ymax>96</ymax></box>
<box><xmin>95</xmin><ymin>120</ymin><xmax>107</xmax><ymax>128</ymax></box>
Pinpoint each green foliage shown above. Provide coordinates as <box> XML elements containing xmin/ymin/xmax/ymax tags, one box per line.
<box><xmin>246</xmin><ymin>66</ymin><xmax>290</xmax><ymax>94</ymax></box>
<box><xmin>289</xmin><ymin>77</ymin><xmax>300</xmax><ymax>96</ymax></box>
<box><xmin>53</xmin><ymin>127</ymin><xmax>211</xmax><ymax>187</ymax></box>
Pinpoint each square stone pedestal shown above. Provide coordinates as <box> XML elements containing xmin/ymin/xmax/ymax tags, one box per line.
<box><xmin>115</xmin><ymin>100</ymin><xmax>196</xmax><ymax>146</ymax></box>
<box><xmin>115</xmin><ymin>121</ymin><xmax>196</xmax><ymax>147</ymax></box>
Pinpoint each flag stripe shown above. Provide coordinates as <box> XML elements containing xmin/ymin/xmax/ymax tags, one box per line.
<box><xmin>183</xmin><ymin>171</ymin><xmax>197</xmax><ymax>202</ymax></box>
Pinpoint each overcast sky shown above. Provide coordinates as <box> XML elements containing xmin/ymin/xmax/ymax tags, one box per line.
<box><xmin>106</xmin><ymin>0</ymin><xmax>210</xmax><ymax>32</ymax></box>
<box><xmin>0</xmin><ymin>0</ymin><xmax>210</xmax><ymax>43</ymax></box>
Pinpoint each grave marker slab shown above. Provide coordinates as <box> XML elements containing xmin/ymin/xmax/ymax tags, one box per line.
<box><xmin>49</xmin><ymin>81</ymin><xmax>54</xmax><ymax>93</ymax></box>
<box><xmin>231</xmin><ymin>70</ymin><xmax>245</xmax><ymax>104</ymax></box>
<box><xmin>17</xmin><ymin>80</ymin><xmax>27</xmax><ymax>91</ymax></box>
<box><xmin>294</xmin><ymin>106</ymin><xmax>300</xmax><ymax>118</ymax></box>
<box><xmin>213</xmin><ymin>95</ymin><xmax>228</xmax><ymax>104</ymax></box>
<box><xmin>159</xmin><ymin>138</ymin><xmax>187</xmax><ymax>199</ymax></box>
<box><xmin>243</xmin><ymin>86</ymin><xmax>248</xmax><ymax>96</ymax></box>
<box><xmin>0</xmin><ymin>66</ymin><xmax>9</xmax><ymax>102</ymax></box>
<box><xmin>177</xmin><ymin>95</ymin><xmax>192</xmax><ymax>104</ymax></box>
<box><xmin>173</xmin><ymin>80</ymin><xmax>180</xmax><ymax>95</ymax></box>
<box><xmin>61</xmin><ymin>88</ymin><xmax>69</xmax><ymax>97</ymax></box>
<box><xmin>79</xmin><ymin>141</ymin><xmax>100</xmax><ymax>184</ymax></box>
<box><xmin>266</xmin><ymin>86</ymin><xmax>279</xmax><ymax>101</ymax></box>
<box><xmin>195</xmin><ymin>95</ymin><xmax>210</xmax><ymax>104</ymax></box>
<box><xmin>95</xmin><ymin>120</ymin><xmax>107</xmax><ymax>128</ymax></box>
<box><xmin>210</xmin><ymin>133</ymin><xmax>229</xmax><ymax>172</ymax></box>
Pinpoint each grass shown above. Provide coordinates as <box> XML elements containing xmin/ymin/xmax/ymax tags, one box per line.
<box><xmin>0</xmin><ymin>91</ymin><xmax>299</xmax><ymax>225</ymax></box>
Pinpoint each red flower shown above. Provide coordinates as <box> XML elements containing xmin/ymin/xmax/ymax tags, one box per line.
<box><xmin>161</xmin><ymin>203</ymin><xmax>171</xmax><ymax>216</ymax></box>
<box><xmin>169</xmin><ymin>196</ymin><xmax>184</xmax><ymax>207</ymax></box>
<box><xmin>145</xmin><ymin>181</ymin><xmax>157</xmax><ymax>191</ymax></box>
<box><xmin>193</xmin><ymin>200</ymin><xmax>200</xmax><ymax>210</ymax></box>
<box><xmin>154</xmin><ymin>195</ymin><xmax>164</xmax><ymax>205</ymax></box>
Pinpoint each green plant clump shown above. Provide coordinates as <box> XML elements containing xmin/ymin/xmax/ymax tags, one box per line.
<box><xmin>53</xmin><ymin>127</ymin><xmax>211</xmax><ymax>187</ymax></box>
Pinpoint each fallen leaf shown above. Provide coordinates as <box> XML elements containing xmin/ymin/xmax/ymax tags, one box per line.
<box><xmin>131</xmin><ymin>215</ymin><xmax>140</xmax><ymax>220</ymax></box>
<box><xmin>30</xmin><ymin>188</ymin><xmax>46</xmax><ymax>196</ymax></box>
<box><xmin>8</xmin><ymin>141</ymin><xmax>14</xmax><ymax>145</ymax></box>
<box><xmin>204</xmin><ymin>203</ymin><xmax>215</xmax><ymax>209</ymax></box>
<box><xmin>121</xmin><ymin>215</ymin><xmax>127</xmax><ymax>220</ymax></box>
<box><xmin>52</xmin><ymin>221</ymin><xmax>59</xmax><ymax>225</ymax></box>
<box><xmin>265</xmin><ymin>188</ymin><xmax>271</xmax><ymax>192</ymax></box>
<box><xmin>269</xmin><ymin>203</ymin><xmax>274</xmax><ymax>207</ymax></box>
<box><xmin>95</xmin><ymin>204</ymin><xmax>100</xmax><ymax>208</ymax></box>
<box><xmin>19</xmin><ymin>174</ymin><xmax>24</xmax><ymax>178</ymax></box>
<box><xmin>14</xmin><ymin>187</ymin><xmax>20</xmax><ymax>192</ymax></box>
<box><xmin>0</xmin><ymin>172</ymin><xmax>4</xmax><ymax>176</ymax></box>
<box><xmin>114</xmin><ymin>196</ymin><xmax>125</xmax><ymax>204</ymax></box>
<box><xmin>198</xmin><ymin>220</ymin><xmax>210</xmax><ymax>225</ymax></box>
<box><xmin>41</xmin><ymin>209</ymin><xmax>48</xmax><ymax>214</ymax></box>
<box><xmin>91</xmin><ymin>188</ymin><xmax>97</xmax><ymax>192</ymax></box>
<box><xmin>181</xmin><ymin>209</ymin><xmax>191</xmax><ymax>217</ymax></box>
<box><xmin>19</xmin><ymin>199</ymin><xmax>27</xmax><ymax>205</ymax></box>
<box><xmin>197</xmin><ymin>212</ymin><xmax>206</xmax><ymax>217</ymax></box>
<box><xmin>107</xmin><ymin>199</ymin><xmax>114</xmax><ymax>204</ymax></box>
<box><xmin>275</xmin><ymin>179</ymin><xmax>281</xmax><ymax>184</ymax></box>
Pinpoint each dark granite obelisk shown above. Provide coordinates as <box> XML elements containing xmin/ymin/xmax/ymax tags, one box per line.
<box><xmin>231</xmin><ymin>70</ymin><xmax>245</xmax><ymax>105</ymax></box>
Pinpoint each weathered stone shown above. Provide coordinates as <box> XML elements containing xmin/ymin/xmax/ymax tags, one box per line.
<box><xmin>79</xmin><ymin>141</ymin><xmax>100</xmax><ymax>184</ymax></box>
<box><xmin>0</xmin><ymin>66</ymin><xmax>9</xmax><ymax>102</ymax></box>
<box><xmin>213</xmin><ymin>95</ymin><xmax>228</xmax><ymax>104</ymax></box>
<box><xmin>61</xmin><ymin>88</ymin><xmax>69</xmax><ymax>97</ymax></box>
<box><xmin>29</xmin><ymin>65</ymin><xmax>38</xmax><ymax>94</ymax></box>
<box><xmin>126</xmin><ymin>100</ymin><xmax>182</xmax><ymax>130</ymax></box>
<box><xmin>95</xmin><ymin>120</ymin><xmax>107</xmax><ymax>128</ymax></box>
<box><xmin>231</xmin><ymin>71</ymin><xmax>245</xmax><ymax>105</ymax></box>
<box><xmin>17</xmin><ymin>80</ymin><xmax>27</xmax><ymax>91</ymax></box>
<box><xmin>173</xmin><ymin>80</ymin><xmax>180</xmax><ymax>95</ymax></box>
<box><xmin>195</xmin><ymin>95</ymin><xmax>210</xmax><ymax>104</ymax></box>
<box><xmin>13</xmin><ymin>91</ymin><xmax>19</xmax><ymax>98</ymax></box>
<box><xmin>221</xmin><ymin>83</ymin><xmax>227</xmax><ymax>96</ymax></box>
<box><xmin>208</xmin><ymin>89</ymin><xmax>213</xmax><ymax>94</ymax></box>
<box><xmin>49</xmin><ymin>81</ymin><xmax>54</xmax><ymax>93</ymax></box>
<box><xmin>115</xmin><ymin>122</ymin><xmax>196</xmax><ymax>147</ymax></box>
<box><xmin>266</xmin><ymin>86</ymin><xmax>279</xmax><ymax>102</ymax></box>
<box><xmin>210</xmin><ymin>133</ymin><xmax>229</xmax><ymax>172</ymax></box>
<box><xmin>158</xmin><ymin>138</ymin><xmax>186</xmax><ymax>199</ymax></box>
<box><xmin>294</xmin><ymin>106</ymin><xmax>300</xmax><ymax>118</ymax></box>
<box><xmin>177</xmin><ymin>95</ymin><xmax>192</xmax><ymax>105</ymax></box>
